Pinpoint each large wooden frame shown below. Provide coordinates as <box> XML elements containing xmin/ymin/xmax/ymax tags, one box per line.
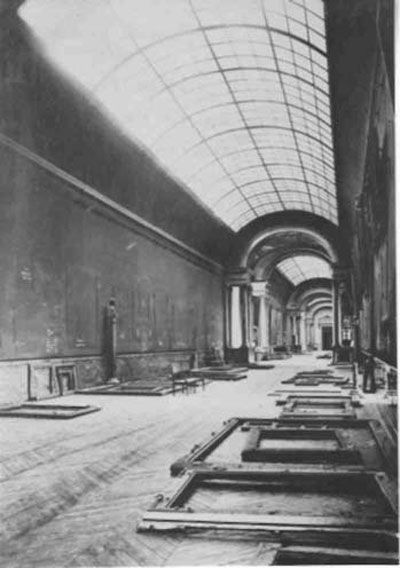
<box><xmin>279</xmin><ymin>397</ymin><xmax>356</xmax><ymax>419</ymax></box>
<box><xmin>274</xmin><ymin>392</ymin><xmax>362</xmax><ymax>407</ymax></box>
<box><xmin>76</xmin><ymin>383</ymin><xmax>178</xmax><ymax>396</ymax></box>
<box><xmin>138</xmin><ymin>469</ymin><xmax>397</xmax><ymax>550</ymax></box>
<box><xmin>272</xmin><ymin>545</ymin><xmax>398</xmax><ymax>565</ymax></box>
<box><xmin>241</xmin><ymin>426</ymin><xmax>362</xmax><ymax>464</ymax></box>
<box><xmin>75</xmin><ymin>377</ymin><xmax>204</xmax><ymax>396</ymax></box>
<box><xmin>190</xmin><ymin>366</ymin><xmax>248</xmax><ymax>380</ymax></box>
<box><xmin>0</xmin><ymin>402</ymin><xmax>100</xmax><ymax>419</ymax></box>
<box><xmin>27</xmin><ymin>364</ymin><xmax>55</xmax><ymax>400</ymax></box>
<box><xmin>54</xmin><ymin>364</ymin><xmax>77</xmax><ymax>395</ymax></box>
<box><xmin>170</xmin><ymin>416</ymin><xmax>387</xmax><ymax>476</ymax></box>
<box><xmin>281</xmin><ymin>376</ymin><xmax>349</xmax><ymax>386</ymax></box>
<box><xmin>270</xmin><ymin>387</ymin><xmax>345</xmax><ymax>398</ymax></box>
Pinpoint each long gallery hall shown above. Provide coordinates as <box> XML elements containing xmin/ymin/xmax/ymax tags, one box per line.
<box><xmin>0</xmin><ymin>0</ymin><xmax>397</xmax><ymax>566</ymax></box>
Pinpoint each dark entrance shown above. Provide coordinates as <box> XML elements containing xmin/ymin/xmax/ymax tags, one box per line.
<box><xmin>321</xmin><ymin>326</ymin><xmax>333</xmax><ymax>350</ymax></box>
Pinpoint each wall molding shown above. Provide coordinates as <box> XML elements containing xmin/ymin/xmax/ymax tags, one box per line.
<box><xmin>0</xmin><ymin>131</ymin><xmax>223</xmax><ymax>274</ymax></box>
<box><xmin>0</xmin><ymin>348</ymin><xmax>205</xmax><ymax>366</ymax></box>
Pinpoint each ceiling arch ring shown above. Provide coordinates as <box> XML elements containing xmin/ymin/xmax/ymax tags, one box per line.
<box><xmin>253</xmin><ymin>248</ymin><xmax>331</xmax><ymax>281</ymax></box>
<box><xmin>314</xmin><ymin>309</ymin><xmax>334</xmax><ymax>323</ymax></box>
<box><xmin>300</xmin><ymin>292</ymin><xmax>332</xmax><ymax>310</ymax></box>
<box><xmin>241</xmin><ymin>226</ymin><xmax>338</xmax><ymax>268</ymax></box>
<box><xmin>309</xmin><ymin>303</ymin><xmax>333</xmax><ymax>319</ymax></box>
<box><xmin>287</xmin><ymin>280</ymin><xmax>333</xmax><ymax>307</ymax></box>
<box><xmin>310</xmin><ymin>302</ymin><xmax>332</xmax><ymax>316</ymax></box>
<box><xmin>288</xmin><ymin>288</ymin><xmax>332</xmax><ymax>310</ymax></box>
<box><xmin>306</xmin><ymin>297</ymin><xmax>333</xmax><ymax>310</ymax></box>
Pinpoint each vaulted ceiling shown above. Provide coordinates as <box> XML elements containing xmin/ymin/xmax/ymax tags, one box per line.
<box><xmin>20</xmin><ymin>0</ymin><xmax>338</xmax><ymax>231</ymax></box>
<box><xmin>276</xmin><ymin>254</ymin><xmax>332</xmax><ymax>285</ymax></box>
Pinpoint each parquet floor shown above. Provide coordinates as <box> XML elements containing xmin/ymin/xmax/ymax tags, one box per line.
<box><xmin>0</xmin><ymin>356</ymin><xmax>389</xmax><ymax>567</ymax></box>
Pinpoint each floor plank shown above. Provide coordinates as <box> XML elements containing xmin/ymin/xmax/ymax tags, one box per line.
<box><xmin>0</xmin><ymin>355</ymin><xmax>394</xmax><ymax>567</ymax></box>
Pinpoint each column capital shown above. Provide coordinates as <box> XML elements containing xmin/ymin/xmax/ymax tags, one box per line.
<box><xmin>225</xmin><ymin>268</ymin><xmax>251</xmax><ymax>286</ymax></box>
<box><xmin>286</xmin><ymin>308</ymin><xmax>299</xmax><ymax>316</ymax></box>
<box><xmin>251</xmin><ymin>281</ymin><xmax>270</xmax><ymax>297</ymax></box>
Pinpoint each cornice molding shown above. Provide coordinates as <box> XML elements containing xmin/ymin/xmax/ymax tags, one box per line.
<box><xmin>0</xmin><ymin>132</ymin><xmax>223</xmax><ymax>274</ymax></box>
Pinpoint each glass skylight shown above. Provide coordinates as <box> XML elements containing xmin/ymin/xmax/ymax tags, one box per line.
<box><xmin>276</xmin><ymin>254</ymin><xmax>332</xmax><ymax>285</ymax></box>
<box><xmin>20</xmin><ymin>0</ymin><xmax>338</xmax><ymax>231</ymax></box>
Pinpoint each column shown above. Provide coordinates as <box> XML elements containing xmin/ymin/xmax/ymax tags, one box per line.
<box><xmin>305</xmin><ymin>316</ymin><xmax>313</xmax><ymax>348</ymax></box>
<box><xmin>230</xmin><ymin>286</ymin><xmax>242</xmax><ymax>348</ymax></box>
<box><xmin>240</xmin><ymin>284</ymin><xmax>251</xmax><ymax>348</ymax></box>
<box><xmin>224</xmin><ymin>286</ymin><xmax>232</xmax><ymax>348</ymax></box>
<box><xmin>224</xmin><ymin>269</ymin><xmax>252</xmax><ymax>363</ymax></box>
<box><xmin>104</xmin><ymin>297</ymin><xmax>117</xmax><ymax>380</ymax></box>
<box><xmin>299</xmin><ymin>311</ymin><xmax>307</xmax><ymax>352</ymax></box>
<box><xmin>332</xmin><ymin>279</ymin><xmax>340</xmax><ymax>348</ymax></box>
<box><xmin>266</xmin><ymin>303</ymin><xmax>271</xmax><ymax>349</ymax></box>
<box><xmin>251</xmin><ymin>281</ymin><xmax>269</xmax><ymax>350</ymax></box>
<box><xmin>258</xmin><ymin>296</ymin><xmax>268</xmax><ymax>348</ymax></box>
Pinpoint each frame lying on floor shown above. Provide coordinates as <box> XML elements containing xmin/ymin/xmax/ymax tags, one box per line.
<box><xmin>190</xmin><ymin>366</ymin><xmax>248</xmax><ymax>380</ymax></box>
<box><xmin>269</xmin><ymin>387</ymin><xmax>347</xmax><ymax>398</ymax></box>
<box><xmin>272</xmin><ymin>545</ymin><xmax>398</xmax><ymax>565</ymax></box>
<box><xmin>247</xmin><ymin>363</ymin><xmax>275</xmax><ymax>370</ymax></box>
<box><xmin>281</xmin><ymin>376</ymin><xmax>349</xmax><ymax>386</ymax></box>
<box><xmin>170</xmin><ymin>416</ymin><xmax>390</xmax><ymax>476</ymax></box>
<box><xmin>274</xmin><ymin>392</ymin><xmax>362</xmax><ymax>407</ymax></box>
<box><xmin>0</xmin><ymin>402</ymin><xmax>100</xmax><ymax>419</ymax></box>
<box><xmin>241</xmin><ymin>425</ymin><xmax>362</xmax><ymax>464</ymax></box>
<box><xmin>138</xmin><ymin>469</ymin><xmax>398</xmax><ymax>551</ymax></box>
<box><xmin>279</xmin><ymin>396</ymin><xmax>357</xmax><ymax>419</ymax></box>
<box><xmin>76</xmin><ymin>377</ymin><xmax>206</xmax><ymax>396</ymax></box>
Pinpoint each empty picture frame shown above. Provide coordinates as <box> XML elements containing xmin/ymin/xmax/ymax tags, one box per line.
<box><xmin>54</xmin><ymin>364</ymin><xmax>77</xmax><ymax>395</ymax></box>
<box><xmin>27</xmin><ymin>364</ymin><xmax>54</xmax><ymax>400</ymax></box>
<box><xmin>75</xmin><ymin>378</ymin><xmax>193</xmax><ymax>396</ymax></box>
<box><xmin>272</xmin><ymin>545</ymin><xmax>398</xmax><ymax>565</ymax></box>
<box><xmin>241</xmin><ymin>426</ymin><xmax>362</xmax><ymax>464</ymax></box>
<box><xmin>279</xmin><ymin>397</ymin><xmax>357</xmax><ymax>419</ymax></box>
<box><xmin>0</xmin><ymin>402</ymin><xmax>100</xmax><ymax>419</ymax></box>
<box><xmin>170</xmin><ymin>417</ymin><xmax>385</xmax><ymax>477</ymax></box>
<box><xmin>275</xmin><ymin>391</ymin><xmax>361</xmax><ymax>405</ymax></box>
<box><xmin>138</xmin><ymin>469</ymin><xmax>398</xmax><ymax>550</ymax></box>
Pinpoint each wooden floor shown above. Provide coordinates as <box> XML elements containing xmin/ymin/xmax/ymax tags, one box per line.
<box><xmin>0</xmin><ymin>355</ymin><xmax>393</xmax><ymax>567</ymax></box>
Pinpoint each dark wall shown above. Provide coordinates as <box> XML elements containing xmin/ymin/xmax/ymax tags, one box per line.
<box><xmin>0</xmin><ymin>143</ymin><xmax>224</xmax><ymax>361</ymax></box>
<box><xmin>355</xmin><ymin>52</ymin><xmax>395</xmax><ymax>364</ymax></box>
<box><xmin>326</xmin><ymin>0</ymin><xmax>379</xmax><ymax>241</ymax></box>
<box><xmin>0</xmin><ymin>11</ymin><xmax>233</xmax><ymax>264</ymax></box>
<box><xmin>0</xmin><ymin>11</ymin><xmax>228</xmax><ymax>364</ymax></box>
<box><xmin>327</xmin><ymin>0</ymin><xmax>395</xmax><ymax>365</ymax></box>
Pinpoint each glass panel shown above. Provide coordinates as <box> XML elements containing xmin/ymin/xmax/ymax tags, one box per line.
<box><xmin>20</xmin><ymin>0</ymin><xmax>337</xmax><ymax>230</ymax></box>
<box><xmin>277</xmin><ymin>255</ymin><xmax>332</xmax><ymax>285</ymax></box>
